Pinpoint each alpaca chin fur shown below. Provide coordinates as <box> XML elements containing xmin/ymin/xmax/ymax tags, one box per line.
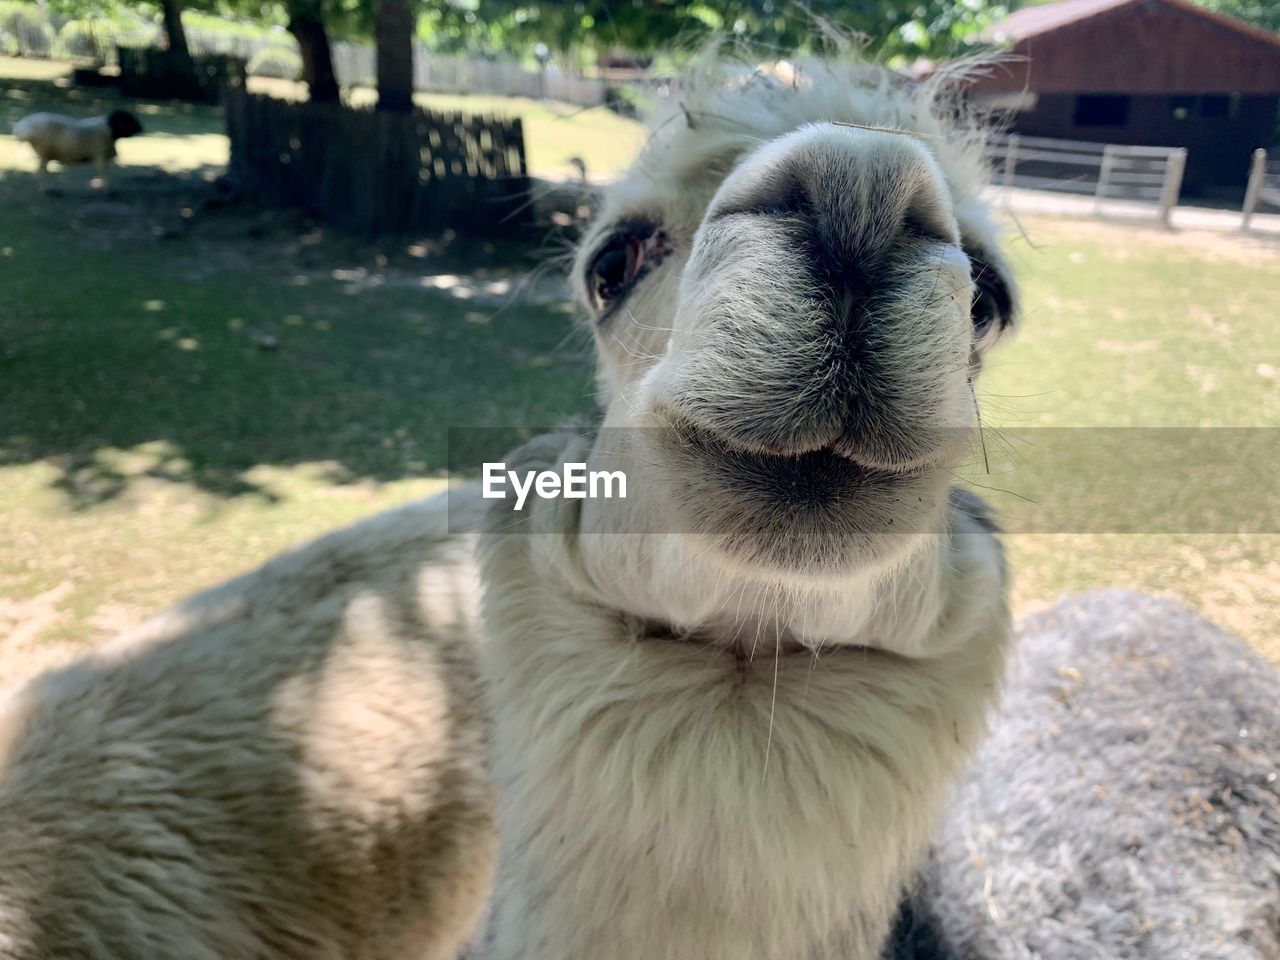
<box><xmin>477</xmin><ymin>487</ymin><xmax>1009</xmax><ymax>960</ymax></box>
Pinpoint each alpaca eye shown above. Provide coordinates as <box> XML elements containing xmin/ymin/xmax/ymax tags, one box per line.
<box><xmin>967</xmin><ymin>254</ymin><xmax>1013</xmax><ymax>344</ymax></box>
<box><xmin>587</xmin><ymin>237</ymin><xmax>642</xmax><ymax>312</ymax></box>
<box><xmin>583</xmin><ymin>221</ymin><xmax>672</xmax><ymax>317</ymax></box>
<box><xmin>971</xmin><ymin>286</ymin><xmax>999</xmax><ymax>339</ymax></box>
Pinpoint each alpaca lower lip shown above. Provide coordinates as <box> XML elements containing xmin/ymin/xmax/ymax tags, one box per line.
<box><xmin>659</xmin><ymin>414</ymin><xmax>912</xmax><ymax>500</ymax></box>
<box><xmin>660</xmin><ymin>411</ymin><xmax>834</xmax><ymax>462</ymax></box>
<box><xmin>662</xmin><ymin>413</ymin><xmax>923</xmax><ymax>480</ymax></box>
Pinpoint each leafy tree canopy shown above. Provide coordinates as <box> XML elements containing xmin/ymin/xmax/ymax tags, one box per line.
<box><xmin>1192</xmin><ymin>0</ymin><xmax>1280</xmax><ymax>34</ymax></box>
<box><xmin>40</xmin><ymin>0</ymin><xmax>1017</xmax><ymax>60</ymax></box>
<box><xmin>421</xmin><ymin>0</ymin><xmax>1008</xmax><ymax>61</ymax></box>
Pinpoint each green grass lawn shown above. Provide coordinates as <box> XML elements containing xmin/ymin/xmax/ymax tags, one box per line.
<box><xmin>0</xmin><ymin>57</ymin><xmax>601</xmax><ymax>661</ymax></box>
<box><xmin>0</xmin><ymin>177</ymin><xmax>596</xmax><ymax>654</ymax></box>
<box><xmin>978</xmin><ymin>218</ymin><xmax>1280</xmax><ymax>655</ymax></box>
<box><xmin>0</xmin><ymin>57</ymin><xmax>1276</xmax><ymax>671</ymax></box>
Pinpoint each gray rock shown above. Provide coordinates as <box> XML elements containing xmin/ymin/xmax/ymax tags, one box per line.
<box><xmin>898</xmin><ymin>589</ymin><xmax>1280</xmax><ymax>959</ymax></box>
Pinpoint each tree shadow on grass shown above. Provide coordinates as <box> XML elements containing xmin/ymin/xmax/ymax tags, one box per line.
<box><xmin>0</xmin><ymin>164</ymin><xmax>596</xmax><ymax>510</ymax></box>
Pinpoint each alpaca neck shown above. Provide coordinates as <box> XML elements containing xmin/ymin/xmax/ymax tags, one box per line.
<box><xmin>478</xmin><ymin>513</ymin><xmax>1009</xmax><ymax>960</ymax></box>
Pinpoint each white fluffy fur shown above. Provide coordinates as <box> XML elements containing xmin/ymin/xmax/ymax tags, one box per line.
<box><xmin>478</xmin><ymin>479</ymin><xmax>1008</xmax><ymax>960</ymax></box>
<box><xmin>474</xmin><ymin>51</ymin><xmax>1016</xmax><ymax>960</ymax></box>
<box><xmin>0</xmin><ymin>489</ymin><xmax>494</xmax><ymax>960</ymax></box>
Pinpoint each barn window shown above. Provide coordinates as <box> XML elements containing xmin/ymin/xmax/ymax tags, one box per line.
<box><xmin>1200</xmin><ymin>94</ymin><xmax>1232</xmax><ymax>118</ymax></box>
<box><xmin>1073</xmin><ymin>95</ymin><xmax>1131</xmax><ymax>127</ymax></box>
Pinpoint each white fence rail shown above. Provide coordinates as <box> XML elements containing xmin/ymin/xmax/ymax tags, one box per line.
<box><xmin>0</xmin><ymin>10</ymin><xmax>613</xmax><ymax>107</ymax></box>
<box><xmin>197</xmin><ymin>36</ymin><xmax>612</xmax><ymax>106</ymax></box>
<box><xmin>185</xmin><ymin>31</ymin><xmax>611</xmax><ymax>106</ymax></box>
<box><xmin>988</xmin><ymin>134</ymin><xmax>1187</xmax><ymax>226</ymax></box>
<box><xmin>328</xmin><ymin>43</ymin><xmax>608</xmax><ymax>106</ymax></box>
<box><xmin>1242</xmin><ymin>149</ymin><xmax>1280</xmax><ymax>231</ymax></box>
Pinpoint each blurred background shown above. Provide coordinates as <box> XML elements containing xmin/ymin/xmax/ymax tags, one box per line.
<box><xmin>0</xmin><ymin>0</ymin><xmax>1277</xmax><ymax>677</ymax></box>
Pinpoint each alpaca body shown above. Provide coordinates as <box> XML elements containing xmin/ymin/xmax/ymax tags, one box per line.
<box><xmin>3</xmin><ymin>49</ymin><xmax>1022</xmax><ymax>960</ymax></box>
<box><xmin>0</xmin><ymin>488</ymin><xmax>494</xmax><ymax>960</ymax></box>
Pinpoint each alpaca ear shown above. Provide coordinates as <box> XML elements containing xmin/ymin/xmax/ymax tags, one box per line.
<box><xmin>964</xmin><ymin>242</ymin><xmax>1016</xmax><ymax>358</ymax></box>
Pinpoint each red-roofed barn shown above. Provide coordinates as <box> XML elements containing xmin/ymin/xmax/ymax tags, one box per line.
<box><xmin>968</xmin><ymin>0</ymin><xmax>1280</xmax><ymax>194</ymax></box>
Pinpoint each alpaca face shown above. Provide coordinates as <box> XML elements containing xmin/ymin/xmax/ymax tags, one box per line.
<box><xmin>567</xmin><ymin>63</ymin><xmax>1015</xmax><ymax>615</ymax></box>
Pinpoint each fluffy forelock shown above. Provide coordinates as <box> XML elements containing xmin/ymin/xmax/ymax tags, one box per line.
<box><xmin>621</xmin><ymin>46</ymin><xmax>993</xmax><ymax>211</ymax></box>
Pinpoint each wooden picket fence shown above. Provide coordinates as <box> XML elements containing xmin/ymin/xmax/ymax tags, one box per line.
<box><xmin>117</xmin><ymin>47</ymin><xmax>247</xmax><ymax>104</ymax></box>
<box><xmin>225</xmin><ymin>90</ymin><xmax>531</xmax><ymax>235</ymax></box>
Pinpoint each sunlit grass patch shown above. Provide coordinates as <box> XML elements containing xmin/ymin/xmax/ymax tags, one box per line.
<box><xmin>0</xmin><ymin>55</ymin><xmax>70</xmax><ymax>82</ymax></box>
<box><xmin>0</xmin><ymin>163</ymin><xmax>593</xmax><ymax>659</ymax></box>
<box><xmin>976</xmin><ymin>217</ymin><xmax>1280</xmax><ymax>660</ymax></box>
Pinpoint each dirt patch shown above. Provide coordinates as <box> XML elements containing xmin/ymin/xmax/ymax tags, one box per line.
<box><xmin>0</xmin><ymin>583</ymin><xmax>88</xmax><ymax>685</ymax></box>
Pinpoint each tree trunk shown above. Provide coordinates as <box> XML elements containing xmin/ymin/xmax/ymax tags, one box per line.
<box><xmin>375</xmin><ymin>0</ymin><xmax>414</xmax><ymax>113</ymax></box>
<box><xmin>288</xmin><ymin>8</ymin><xmax>341</xmax><ymax>104</ymax></box>
<box><xmin>159</xmin><ymin>0</ymin><xmax>192</xmax><ymax>65</ymax></box>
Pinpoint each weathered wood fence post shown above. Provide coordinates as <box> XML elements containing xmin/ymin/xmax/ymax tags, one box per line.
<box><xmin>1242</xmin><ymin>148</ymin><xmax>1267</xmax><ymax>232</ymax></box>
<box><xmin>1002</xmin><ymin>133</ymin><xmax>1020</xmax><ymax>191</ymax></box>
<box><xmin>1093</xmin><ymin>144</ymin><xmax>1116</xmax><ymax>215</ymax></box>
<box><xmin>224</xmin><ymin>91</ymin><xmax>532</xmax><ymax>236</ymax></box>
<box><xmin>1157</xmin><ymin>148</ymin><xmax>1187</xmax><ymax>228</ymax></box>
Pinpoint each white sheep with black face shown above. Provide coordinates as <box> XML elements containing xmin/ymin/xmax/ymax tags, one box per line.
<box><xmin>12</xmin><ymin>110</ymin><xmax>144</xmax><ymax>190</ymax></box>
<box><xmin>474</xmin><ymin>52</ymin><xmax>1018</xmax><ymax>960</ymax></box>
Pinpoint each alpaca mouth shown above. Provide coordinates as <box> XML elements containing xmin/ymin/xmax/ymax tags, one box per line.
<box><xmin>658</xmin><ymin>413</ymin><xmax>920</xmax><ymax>510</ymax></box>
<box><xmin>643</xmin><ymin>412</ymin><xmax>950</xmax><ymax>570</ymax></box>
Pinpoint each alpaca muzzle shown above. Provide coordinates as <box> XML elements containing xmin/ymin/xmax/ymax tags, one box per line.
<box><xmin>646</xmin><ymin>123</ymin><xmax>975</xmax><ymax>474</ymax></box>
